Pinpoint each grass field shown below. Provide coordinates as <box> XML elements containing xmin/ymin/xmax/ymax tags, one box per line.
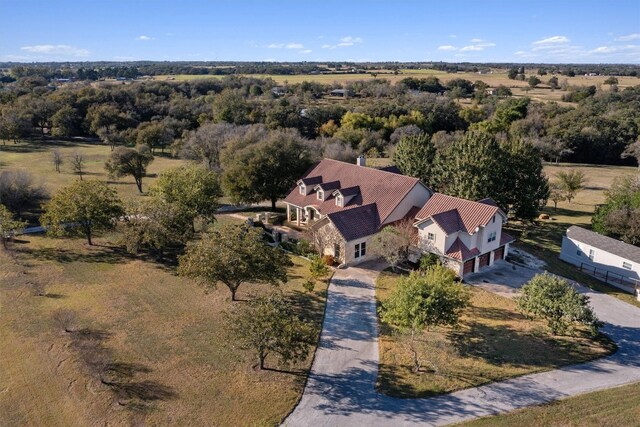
<box><xmin>0</xmin><ymin>230</ymin><xmax>329</xmax><ymax>426</ymax></box>
<box><xmin>459</xmin><ymin>381</ymin><xmax>640</xmax><ymax>426</ymax></box>
<box><xmin>375</xmin><ymin>272</ymin><xmax>614</xmax><ymax>398</ymax></box>
<box><xmin>0</xmin><ymin>140</ymin><xmax>186</xmax><ymax>202</ymax></box>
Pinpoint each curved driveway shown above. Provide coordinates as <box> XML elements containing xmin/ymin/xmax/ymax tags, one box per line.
<box><xmin>285</xmin><ymin>262</ymin><xmax>640</xmax><ymax>426</ymax></box>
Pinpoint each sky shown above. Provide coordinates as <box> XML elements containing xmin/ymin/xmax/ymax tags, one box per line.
<box><xmin>1</xmin><ymin>0</ymin><xmax>639</xmax><ymax>64</ymax></box>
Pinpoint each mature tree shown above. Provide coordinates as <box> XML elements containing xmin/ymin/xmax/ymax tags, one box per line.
<box><xmin>51</xmin><ymin>105</ymin><xmax>81</xmax><ymax>137</ymax></box>
<box><xmin>555</xmin><ymin>170</ymin><xmax>586</xmax><ymax>203</ymax></box>
<box><xmin>136</xmin><ymin>121</ymin><xmax>173</xmax><ymax>153</ymax></box>
<box><xmin>507</xmin><ymin>68</ymin><xmax>519</xmax><ymax>80</ymax></box>
<box><xmin>52</xmin><ymin>150</ymin><xmax>63</xmax><ymax>173</ymax></box>
<box><xmin>178</xmin><ymin>122</ymin><xmax>235</xmax><ymax>171</ymax></box>
<box><xmin>96</xmin><ymin>126</ymin><xmax>128</xmax><ymax>151</ymax></box>
<box><xmin>621</xmin><ymin>141</ymin><xmax>640</xmax><ymax>168</ymax></box>
<box><xmin>592</xmin><ymin>175</ymin><xmax>640</xmax><ymax>244</ymax></box>
<box><xmin>0</xmin><ymin>204</ymin><xmax>26</xmax><ymax>249</ymax></box>
<box><xmin>548</xmin><ymin>76</ymin><xmax>559</xmax><ymax>90</ymax></box>
<box><xmin>105</xmin><ymin>145</ymin><xmax>154</xmax><ymax>193</ymax></box>
<box><xmin>227</xmin><ymin>293</ymin><xmax>317</xmax><ymax>369</ymax></box>
<box><xmin>516</xmin><ymin>273</ymin><xmax>602</xmax><ymax>336</ymax></box>
<box><xmin>527</xmin><ymin>75</ymin><xmax>542</xmax><ymax>88</ymax></box>
<box><xmin>178</xmin><ymin>224</ymin><xmax>291</xmax><ymax>301</ymax></box>
<box><xmin>120</xmin><ymin>197</ymin><xmax>193</xmax><ymax>256</ymax></box>
<box><xmin>222</xmin><ymin>129</ymin><xmax>313</xmax><ymax>210</ymax></box>
<box><xmin>380</xmin><ymin>266</ymin><xmax>470</xmax><ymax>371</ymax></box>
<box><xmin>71</xmin><ymin>152</ymin><xmax>85</xmax><ymax>180</ymax></box>
<box><xmin>86</xmin><ymin>103</ymin><xmax>130</xmax><ymax>136</ymax></box>
<box><xmin>392</xmin><ymin>133</ymin><xmax>436</xmax><ymax>187</ymax></box>
<box><xmin>0</xmin><ymin>170</ymin><xmax>48</xmax><ymax>216</ymax></box>
<box><xmin>41</xmin><ymin>180</ymin><xmax>124</xmax><ymax>245</ymax></box>
<box><xmin>151</xmin><ymin>165</ymin><xmax>222</xmax><ymax>227</ymax></box>
<box><xmin>495</xmin><ymin>85</ymin><xmax>512</xmax><ymax>97</ymax></box>
<box><xmin>23</xmin><ymin>96</ymin><xmax>57</xmax><ymax>138</ymax></box>
<box><xmin>549</xmin><ymin>181</ymin><xmax>566</xmax><ymax>210</ymax></box>
<box><xmin>0</xmin><ymin>105</ymin><xmax>31</xmax><ymax>143</ymax></box>
<box><xmin>370</xmin><ymin>221</ymin><xmax>414</xmax><ymax>271</ymax></box>
<box><xmin>604</xmin><ymin>76</ymin><xmax>619</xmax><ymax>85</ymax></box>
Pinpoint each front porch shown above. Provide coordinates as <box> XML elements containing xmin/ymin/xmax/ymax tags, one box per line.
<box><xmin>286</xmin><ymin>203</ymin><xmax>322</xmax><ymax>227</ymax></box>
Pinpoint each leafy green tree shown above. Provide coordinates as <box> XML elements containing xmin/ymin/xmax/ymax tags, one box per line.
<box><xmin>555</xmin><ymin>170</ymin><xmax>586</xmax><ymax>203</ymax></box>
<box><xmin>308</xmin><ymin>254</ymin><xmax>330</xmax><ymax>282</ymax></box>
<box><xmin>178</xmin><ymin>224</ymin><xmax>291</xmax><ymax>301</ymax></box>
<box><xmin>549</xmin><ymin>181</ymin><xmax>566</xmax><ymax>210</ymax></box>
<box><xmin>516</xmin><ymin>273</ymin><xmax>602</xmax><ymax>336</ymax></box>
<box><xmin>51</xmin><ymin>105</ymin><xmax>81</xmax><ymax>137</ymax></box>
<box><xmin>0</xmin><ymin>105</ymin><xmax>31</xmax><ymax>143</ymax></box>
<box><xmin>151</xmin><ymin>165</ymin><xmax>222</xmax><ymax>227</ymax></box>
<box><xmin>41</xmin><ymin>180</ymin><xmax>124</xmax><ymax>245</ymax></box>
<box><xmin>369</xmin><ymin>224</ymin><xmax>412</xmax><ymax>271</ymax></box>
<box><xmin>105</xmin><ymin>145</ymin><xmax>154</xmax><ymax>193</ymax></box>
<box><xmin>528</xmin><ymin>75</ymin><xmax>542</xmax><ymax>88</ymax></box>
<box><xmin>495</xmin><ymin>85</ymin><xmax>512</xmax><ymax>97</ymax></box>
<box><xmin>0</xmin><ymin>204</ymin><xmax>26</xmax><ymax>249</ymax></box>
<box><xmin>548</xmin><ymin>76</ymin><xmax>559</xmax><ymax>89</ymax></box>
<box><xmin>136</xmin><ymin>121</ymin><xmax>173</xmax><ymax>153</ymax></box>
<box><xmin>120</xmin><ymin>197</ymin><xmax>193</xmax><ymax>256</ymax></box>
<box><xmin>592</xmin><ymin>175</ymin><xmax>640</xmax><ymax>244</ymax></box>
<box><xmin>604</xmin><ymin>76</ymin><xmax>619</xmax><ymax>85</ymax></box>
<box><xmin>222</xmin><ymin>129</ymin><xmax>313</xmax><ymax>210</ymax></box>
<box><xmin>227</xmin><ymin>293</ymin><xmax>317</xmax><ymax>369</ymax></box>
<box><xmin>380</xmin><ymin>266</ymin><xmax>470</xmax><ymax>371</ymax></box>
<box><xmin>507</xmin><ymin>68</ymin><xmax>519</xmax><ymax>80</ymax></box>
<box><xmin>392</xmin><ymin>133</ymin><xmax>436</xmax><ymax>187</ymax></box>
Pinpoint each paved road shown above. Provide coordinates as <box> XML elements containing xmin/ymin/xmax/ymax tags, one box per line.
<box><xmin>285</xmin><ymin>261</ymin><xmax>640</xmax><ymax>426</ymax></box>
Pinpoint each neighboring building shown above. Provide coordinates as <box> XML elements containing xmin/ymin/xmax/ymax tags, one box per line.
<box><xmin>283</xmin><ymin>157</ymin><xmax>431</xmax><ymax>265</ymax></box>
<box><xmin>329</xmin><ymin>89</ymin><xmax>352</xmax><ymax>97</ymax></box>
<box><xmin>560</xmin><ymin>225</ymin><xmax>640</xmax><ymax>293</ymax></box>
<box><xmin>414</xmin><ymin>194</ymin><xmax>515</xmax><ymax>277</ymax></box>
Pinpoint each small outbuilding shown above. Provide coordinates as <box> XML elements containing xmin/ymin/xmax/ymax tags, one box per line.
<box><xmin>559</xmin><ymin>225</ymin><xmax>640</xmax><ymax>294</ymax></box>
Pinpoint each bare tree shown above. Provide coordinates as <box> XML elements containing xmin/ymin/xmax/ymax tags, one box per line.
<box><xmin>52</xmin><ymin>150</ymin><xmax>63</xmax><ymax>173</ymax></box>
<box><xmin>71</xmin><ymin>152</ymin><xmax>85</xmax><ymax>180</ymax></box>
<box><xmin>622</xmin><ymin>141</ymin><xmax>640</xmax><ymax>169</ymax></box>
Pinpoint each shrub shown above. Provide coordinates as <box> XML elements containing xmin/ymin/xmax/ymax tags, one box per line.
<box><xmin>321</xmin><ymin>255</ymin><xmax>335</xmax><ymax>266</ymax></box>
<box><xmin>302</xmin><ymin>280</ymin><xmax>315</xmax><ymax>293</ymax></box>
<box><xmin>419</xmin><ymin>253</ymin><xmax>441</xmax><ymax>270</ymax></box>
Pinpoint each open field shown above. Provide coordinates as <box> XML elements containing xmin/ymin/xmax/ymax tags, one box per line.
<box><xmin>375</xmin><ymin>272</ymin><xmax>614</xmax><ymax>398</ymax></box>
<box><xmin>0</xmin><ymin>140</ymin><xmax>186</xmax><ymax>202</ymax></box>
<box><xmin>0</xmin><ymin>231</ymin><xmax>328</xmax><ymax>426</ymax></box>
<box><xmin>459</xmin><ymin>381</ymin><xmax>640</xmax><ymax>426</ymax></box>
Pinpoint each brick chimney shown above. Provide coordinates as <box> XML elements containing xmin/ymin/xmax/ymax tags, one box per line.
<box><xmin>356</xmin><ymin>155</ymin><xmax>366</xmax><ymax>167</ymax></box>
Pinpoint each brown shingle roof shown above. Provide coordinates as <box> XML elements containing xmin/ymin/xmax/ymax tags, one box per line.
<box><xmin>415</xmin><ymin>193</ymin><xmax>500</xmax><ymax>235</ymax></box>
<box><xmin>284</xmin><ymin>158</ymin><xmax>425</xmax><ymax>241</ymax></box>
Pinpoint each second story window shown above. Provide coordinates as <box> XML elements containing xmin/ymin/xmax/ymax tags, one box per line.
<box><xmin>336</xmin><ymin>195</ymin><xmax>343</xmax><ymax>207</ymax></box>
<box><xmin>317</xmin><ymin>189</ymin><xmax>324</xmax><ymax>201</ymax></box>
<box><xmin>299</xmin><ymin>184</ymin><xmax>306</xmax><ymax>195</ymax></box>
<box><xmin>488</xmin><ymin>231</ymin><xmax>497</xmax><ymax>243</ymax></box>
<box><xmin>427</xmin><ymin>232</ymin><xmax>436</xmax><ymax>242</ymax></box>
<box><xmin>623</xmin><ymin>261</ymin><xmax>632</xmax><ymax>270</ymax></box>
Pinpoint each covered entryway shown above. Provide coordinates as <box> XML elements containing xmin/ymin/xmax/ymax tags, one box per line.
<box><xmin>478</xmin><ymin>253</ymin><xmax>490</xmax><ymax>269</ymax></box>
<box><xmin>463</xmin><ymin>259</ymin><xmax>475</xmax><ymax>275</ymax></box>
<box><xmin>494</xmin><ymin>246</ymin><xmax>505</xmax><ymax>261</ymax></box>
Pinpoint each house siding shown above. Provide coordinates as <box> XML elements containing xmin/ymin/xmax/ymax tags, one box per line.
<box><xmin>383</xmin><ymin>184</ymin><xmax>431</xmax><ymax>225</ymax></box>
<box><xmin>476</xmin><ymin>214</ymin><xmax>503</xmax><ymax>254</ymax></box>
<box><xmin>416</xmin><ymin>220</ymin><xmax>446</xmax><ymax>254</ymax></box>
<box><xmin>344</xmin><ymin>233</ymin><xmax>378</xmax><ymax>265</ymax></box>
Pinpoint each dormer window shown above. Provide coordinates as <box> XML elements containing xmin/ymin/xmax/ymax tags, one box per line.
<box><xmin>299</xmin><ymin>183</ymin><xmax>306</xmax><ymax>195</ymax></box>
<box><xmin>336</xmin><ymin>195</ymin><xmax>344</xmax><ymax>207</ymax></box>
<box><xmin>317</xmin><ymin>189</ymin><xmax>324</xmax><ymax>201</ymax></box>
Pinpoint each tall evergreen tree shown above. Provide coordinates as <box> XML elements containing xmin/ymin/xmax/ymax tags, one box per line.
<box><xmin>392</xmin><ymin>133</ymin><xmax>437</xmax><ymax>188</ymax></box>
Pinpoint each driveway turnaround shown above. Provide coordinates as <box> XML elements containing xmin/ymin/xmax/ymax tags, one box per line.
<box><xmin>285</xmin><ymin>261</ymin><xmax>640</xmax><ymax>426</ymax></box>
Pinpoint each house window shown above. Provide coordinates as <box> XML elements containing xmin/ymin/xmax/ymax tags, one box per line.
<box><xmin>623</xmin><ymin>261</ymin><xmax>632</xmax><ymax>270</ymax></box>
<box><xmin>355</xmin><ymin>242</ymin><xmax>367</xmax><ymax>258</ymax></box>
<box><xmin>427</xmin><ymin>232</ymin><xmax>436</xmax><ymax>242</ymax></box>
<box><xmin>299</xmin><ymin>184</ymin><xmax>306</xmax><ymax>195</ymax></box>
<box><xmin>488</xmin><ymin>231</ymin><xmax>497</xmax><ymax>243</ymax></box>
<box><xmin>492</xmin><ymin>216</ymin><xmax>496</xmax><ymax>223</ymax></box>
<box><xmin>588</xmin><ymin>249</ymin><xmax>595</xmax><ymax>261</ymax></box>
<box><xmin>317</xmin><ymin>189</ymin><xmax>324</xmax><ymax>201</ymax></box>
<box><xmin>577</xmin><ymin>249</ymin><xmax>582</xmax><ymax>256</ymax></box>
<box><xmin>336</xmin><ymin>195</ymin><xmax>343</xmax><ymax>207</ymax></box>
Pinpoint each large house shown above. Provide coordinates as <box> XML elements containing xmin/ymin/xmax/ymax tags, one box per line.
<box><xmin>560</xmin><ymin>225</ymin><xmax>640</xmax><ymax>294</ymax></box>
<box><xmin>283</xmin><ymin>157</ymin><xmax>515</xmax><ymax>278</ymax></box>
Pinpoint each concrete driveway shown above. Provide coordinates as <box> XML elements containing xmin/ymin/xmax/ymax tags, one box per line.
<box><xmin>464</xmin><ymin>260</ymin><xmax>539</xmax><ymax>298</ymax></box>
<box><xmin>285</xmin><ymin>258</ymin><xmax>640</xmax><ymax>426</ymax></box>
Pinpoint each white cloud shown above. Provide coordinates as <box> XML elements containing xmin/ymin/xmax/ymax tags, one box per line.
<box><xmin>460</xmin><ymin>45</ymin><xmax>483</xmax><ymax>52</ymax></box>
<box><xmin>437</xmin><ymin>45</ymin><xmax>457</xmax><ymax>51</ymax></box>
<box><xmin>470</xmin><ymin>38</ymin><xmax>483</xmax><ymax>43</ymax></box>
<box><xmin>615</xmin><ymin>33</ymin><xmax>640</xmax><ymax>42</ymax></box>
<box><xmin>322</xmin><ymin>36</ymin><xmax>363</xmax><ymax>49</ymax></box>
<box><xmin>286</xmin><ymin>43</ymin><xmax>304</xmax><ymax>49</ymax></box>
<box><xmin>267</xmin><ymin>43</ymin><xmax>284</xmax><ymax>48</ymax></box>
<box><xmin>20</xmin><ymin>44</ymin><xmax>89</xmax><ymax>57</ymax></box>
<box><xmin>137</xmin><ymin>35</ymin><xmax>154</xmax><ymax>41</ymax></box>
<box><xmin>321</xmin><ymin>44</ymin><xmax>334</xmax><ymax>49</ymax></box>
<box><xmin>300</xmin><ymin>49</ymin><xmax>312</xmax><ymax>54</ymax></box>
<box><xmin>533</xmin><ymin>35</ymin><xmax>570</xmax><ymax>45</ymax></box>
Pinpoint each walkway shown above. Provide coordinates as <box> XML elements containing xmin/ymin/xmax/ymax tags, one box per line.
<box><xmin>285</xmin><ymin>261</ymin><xmax>640</xmax><ymax>426</ymax></box>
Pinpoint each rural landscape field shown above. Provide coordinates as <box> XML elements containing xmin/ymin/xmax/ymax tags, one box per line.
<box><xmin>2</xmin><ymin>0</ymin><xmax>640</xmax><ymax>426</ymax></box>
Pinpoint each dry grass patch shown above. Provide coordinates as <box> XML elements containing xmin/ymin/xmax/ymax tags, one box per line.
<box><xmin>459</xmin><ymin>381</ymin><xmax>640</xmax><ymax>426</ymax></box>
<box><xmin>0</xmin><ymin>234</ymin><xmax>327</xmax><ymax>426</ymax></box>
<box><xmin>376</xmin><ymin>271</ymin><xmax>615</xmax><ymax>398</ymax></box>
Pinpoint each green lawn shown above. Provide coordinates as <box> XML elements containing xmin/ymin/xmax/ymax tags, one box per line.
<box><xmin>0</xmin><ymin>232</ymin><xmax>328</xmax><ymax>426</ymax></box>
<box><xmin>375</xmin><ymin>272</ymin><xmax>614</xmax><ymax>398</ymax></box>
<box><xmin>459</xmin><ymin>381</ymin><xmax>640</xmax><ymax>426</ymax></box>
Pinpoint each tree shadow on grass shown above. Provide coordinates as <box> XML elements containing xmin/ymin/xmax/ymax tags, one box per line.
<box><xmin>17</xmin><ymin>245</ymin><xmax>133</xmax><ymax>264</ymax></box>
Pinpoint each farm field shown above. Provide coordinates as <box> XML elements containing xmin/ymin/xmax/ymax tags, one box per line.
<box><xmin>0</xmin><ymin>140</ymin><xmax>186</xmax><ymax>202</ymax></box>
<box><xmin>375</xmin><ymin>272</ymin><xmax>614</xmax><ymax>398</ymax></box>
<box><xmin>0</xmin><ymin>231</ymin><xmax>328</xmax><ymax>426</ymax></box>
<box><xmin>460</xmin><ymin>381</ymin><xmax>640</xmax><ymax>427</ymax></box>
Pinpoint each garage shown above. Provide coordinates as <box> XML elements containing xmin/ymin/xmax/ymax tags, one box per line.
<box><xmin>463</xmin><ymin>258</ymin><xmax>475</xmax><ymax>275</ymax></box>
<box><xmin>478</xmin><ymin>253</ymin><xmax>490</xmax><ymax>269</ymax></box>
<box><xmin>494</xmin><ymin>246</ymin><xmax>505</xmax><ymax>261</ymax></box>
